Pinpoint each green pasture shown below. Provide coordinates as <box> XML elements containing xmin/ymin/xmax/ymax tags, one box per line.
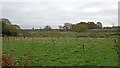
<box><xmin>2</xmin><ymin>32</ymin><xmax>119</xmax><ymax>66</ymax></box>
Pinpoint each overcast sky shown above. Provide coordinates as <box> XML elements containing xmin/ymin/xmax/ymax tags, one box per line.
<box><xmin>1</xmin><ymin>0</ymin><xmax>119</xmax><ymax>29</ymax></box>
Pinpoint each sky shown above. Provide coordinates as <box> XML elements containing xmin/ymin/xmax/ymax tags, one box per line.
<box><xmin>1</xmin><ymin>0</ymin><xmax>119</xmax><ymax>29</ymax></box>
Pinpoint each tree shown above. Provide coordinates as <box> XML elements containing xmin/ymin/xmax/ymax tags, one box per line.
<box><xmin>32</xmin><ymin>27</ymin><xmax>34</xmax><ymax>30</ymax></box>
<box><xmin>2</xmin><ymin>22</ymin><xmax>11</xmax><ymax>36</ymax></box>
<box><xmin>77</xmin><ymin>22</ymin><xmax>89</xmax><ymax>28</ymax></box>
<box><xmin>63</xmin><ymin>23</ymin><xmax>71</xmax><ymax>30</ymax></box>
<box><xmin>73</xmin><ymin>24</ymin><xmax>88</xmax><ymax>32</ymax></box>
<box><xmin>58</xmin><ymin>25</ymin><xmax>62</xmax><ymax>30</ymax></box>
<box><xmin>97</xmin><ymin>22</ymin><xmax>102</xmax><ymax>29</ymax></box>
<box><xmin>58</xmin><ymin>25</ymin><xmax>63</xmax><ymax>31</ymax></box>
<box><xmin>44</xmin><ymin>25</ymin><xmax>52</xmax><ymax>31</ymax></box>
<box><xmin>2</xmin><ymin>18</ymin><xmax>12</xmax><ymax>25</ymax></box>
<box><xmin>1</xmin><ymin>19</ymin><xmax>21</xmax><ymax>36</ymax></box>
<box><xmin>39</xmin><ymin>27</ymin><xmax>42</xmax><ymax>31</ymax></box>
<box><xmin>11</xmin><ymin>25</ymin><xmax>21</xmax><ymax>29</ymax></box>
<box><xmin>8</xmin><ymin>25</ymin><xmax>21</xmax><ymax>36</ymax></box>
<box><xmin>88</xmin><ymin>22</ymin><xmax>97</xmax><ymax>29</ymax></box>
<box><xmin>70</xmin><ymin>24</ymin><xmax>75</xmax><ymax>31</ymax></box>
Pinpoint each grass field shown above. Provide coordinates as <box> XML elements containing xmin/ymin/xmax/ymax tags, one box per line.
<box><xmin>2</xmin><ymin>31</ymin><xmax>119</xmax><ymax>66</ymax></box>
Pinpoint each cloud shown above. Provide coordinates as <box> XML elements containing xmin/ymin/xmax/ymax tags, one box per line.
<box><xmin>81</xmin><ymin>8</ymin><xmax>102</xmax><ymax>13</ymax></box>
<box><xmin>1</xmin><ymin>0</ymin><xmax>119</xmax><ymax>29</ymax></box>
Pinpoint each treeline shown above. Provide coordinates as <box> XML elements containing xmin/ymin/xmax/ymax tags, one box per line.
<box><xmin>1</xmin><ymin>18</ymin><xmax>21</xmax><ymax>36</ymax></box>
<box><xmin>59</xmin><ymin>22</ymin><xmax>102</xmax><ymax>32</ymax></box>
<box><xmin>29</xmin><ymin>22</ymin><xmax>103</xmax><ymax>32</ymax></box>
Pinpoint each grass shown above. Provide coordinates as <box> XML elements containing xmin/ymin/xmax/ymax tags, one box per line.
<box><xmin>29</xmin><ymin>31</ymin><xmax>38</xmax><ymax>34</ymax></box>
<box><xmin>2</xmin><ymin>31</ymin><xmax>119</xmax><ymax>66</ymax></box>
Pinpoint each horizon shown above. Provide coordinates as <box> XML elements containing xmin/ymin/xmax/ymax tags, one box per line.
<box><xmin>1</xmin><ymin>17</ymin><xmax>118</xmax><ymax>29</ymax></box>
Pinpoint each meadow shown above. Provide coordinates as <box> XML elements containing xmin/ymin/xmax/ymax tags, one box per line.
<box><xmin>2</xmin><ymin>31</ymin><xmax>119</xmax><ymax>66</ymax></box>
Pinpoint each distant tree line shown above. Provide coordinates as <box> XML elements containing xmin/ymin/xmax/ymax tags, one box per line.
<box><xmin>2</xmin><ymin>18</ymin><xmax>119</xmax><ymax>34</ymax></box>
<box><xmin>59</xmin><ymin>22</ymin><xmax>102</xmax><ymax>32</ymax></box>
<box><xmin>103</xmin><ymin>26</ymin><xmax>120</xmax><ymax>29</ymax></box>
